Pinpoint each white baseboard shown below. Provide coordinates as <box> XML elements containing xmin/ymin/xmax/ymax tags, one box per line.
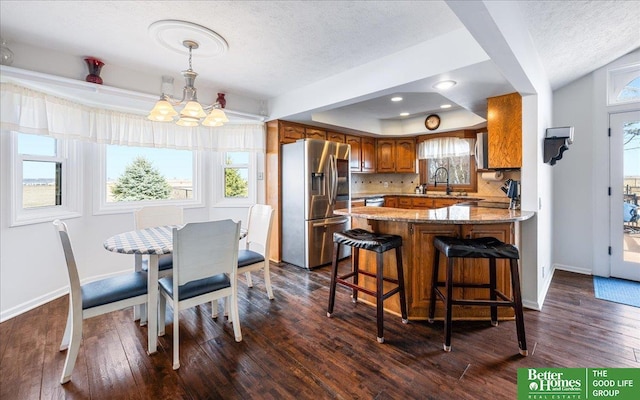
<box><xmin>0</xmin><ymin>287</ymin><xmax>68</xmax><ymax>323</ymax></box>
<box><xmin>554</xmin><ymin>263</ymin><xmax>592</xmax><ymax>275</ymax></box>
<box><xmin>0</xmin><ymin>268</ymin><xmax>132</xmax><ymax>323</ymax></box>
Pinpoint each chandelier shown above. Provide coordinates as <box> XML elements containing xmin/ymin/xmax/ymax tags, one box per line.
<box><xmin>147</xmin><ymin>40</ymin><xmax>229</xmax><ymax>127</ymax></box>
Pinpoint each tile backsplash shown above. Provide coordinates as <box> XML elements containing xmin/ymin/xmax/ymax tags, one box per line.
<box><xmin>352</xmin><ymin>170</ymin><xmax>521</xmax><ymax>200</ymax></box>
<box><xmin>351</xmin><ymin>173</ymin><xmax>420</xmax><ymax>194</ymax></box>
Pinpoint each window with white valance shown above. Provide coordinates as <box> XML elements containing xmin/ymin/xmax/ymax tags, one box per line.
<box><xmin>0</xmin><ymin>82</ymin><xmax>266</xmax><ymax>151</ymax></box>
<box><xmin>417</xmin><ymin>137</ymin><xmax>475</xmax><ymax>159</ymax></box>
<box><xmin>418</xmin><ymin>136</ymin><xmax>477</xmax><ymax>192</ymax></box>
<box><xmin>1</xmin><ymin>82</ymin><xmax>266</xmax><ymax>222</ymax></box>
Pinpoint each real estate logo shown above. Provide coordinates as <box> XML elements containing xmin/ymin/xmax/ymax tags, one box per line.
<box><xmin>518</xmin><ymin>368</ymin><xmax>640</xmax><ymax>400</ymax></box>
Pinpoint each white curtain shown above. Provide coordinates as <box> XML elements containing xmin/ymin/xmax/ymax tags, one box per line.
<box><xmin>0</xmin><ymin>83</ymin><xmax>265</xmax><ymax>151</ymax></box>
<box><xmin>418</xmin><ymin>137</ymin><xmax>475</xmax><ymax>159</ymax></box>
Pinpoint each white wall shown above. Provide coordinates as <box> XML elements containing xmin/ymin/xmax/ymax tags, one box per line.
<box><xmin>0</xmin><ymin>39</ymin><xmax>269</xmax><ymax>321</ymax></box>
<box><xmin>552</xmin><ymin>49</ymin><xmax>640</xmax><ymax>276</ymax></box>
<box><xmin>0</xmin><ymin>131</ymin><xmax>264</xmax><ymax>321</ymax></box>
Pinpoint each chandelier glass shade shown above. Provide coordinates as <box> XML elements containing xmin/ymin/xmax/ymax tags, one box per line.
<box><xmin>147</xmin><ymin>40</ymin><xmax>229</xmax><ymax>127</ymax></box>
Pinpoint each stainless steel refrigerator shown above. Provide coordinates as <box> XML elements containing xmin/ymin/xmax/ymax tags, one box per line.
<box><xmin>282</xmin><ymin>139</ymin><xmax>351</xmax><ymax>269</ymax></box>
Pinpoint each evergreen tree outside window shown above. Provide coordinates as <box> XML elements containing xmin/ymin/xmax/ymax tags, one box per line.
<box><xmin>105</xmin><ymin>145</ymin><xmax>194</xmax><ymax>203</ymax></box>
<box><xmin>110</xmin><ymin>156</ymin><xmax>172</xmax><ymax>201</ymax></box>
<box><xmin>224</xmin><ymin>152</ymin><xmax>249</xmax><ymax>198</ymax></box>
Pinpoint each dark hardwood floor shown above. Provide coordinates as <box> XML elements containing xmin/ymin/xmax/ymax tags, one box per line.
<box><xmin>1</xmin><ymin>264</ymin><xmax>639</xmax><ymax>400</ymax></box>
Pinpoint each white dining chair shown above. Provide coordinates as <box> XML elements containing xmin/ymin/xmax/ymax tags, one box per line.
<box><xmin>212</xmin><ymin>204</ymin><xmax>275</xmax><ymax>319</ymax></box>
<box><xmin>53</xmin><ymin>220</ymin><xmax>148</xmax><ymax>384</ymax></box>
<box><xmin>133</xmin><ymin>205</ymin><xmax>183</xmax><ymax>323</ymax></box>
<box><xmin>134</xmin><ymin>205</ymin><xmax>184</xmax><ymax>277</ymax></box>
<box><xmin>158</xmin><ymin>219</ymin><xmax>242</xmax><ymax>370</ymax></box>
<box><xmin>239</xmin><ymin>204</ymin><xmax>276</xmax><ymax>299</ymax></box>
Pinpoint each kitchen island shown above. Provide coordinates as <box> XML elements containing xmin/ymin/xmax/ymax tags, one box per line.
<box><xmin>333</xmin><ymin>205</ymin><xmax>535</xmax><ymax>320</ymax></box>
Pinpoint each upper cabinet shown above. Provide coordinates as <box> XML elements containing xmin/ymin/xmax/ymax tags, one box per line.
<box><xmin>327</xmin><ymin>132</ymin><xmax>345</xmax><ymax>143</ymax></box>
<box><xmin>305</xmin><ymin>128</ymin><xmax>326</xmax><ymax>140</ymax></box>
<box><xmin>346</xmin><ymin>135</ymin><xmax>376</xmax><ymax>172</ymax></box>
<box><xmin>376</xmin><ymin>138</ymin><xmax>416</xmax><ymax>173</ymax></box>
<box><xmin>279</xmin><ymin>122</ymin><xmax>328</xmax><ymax>143</ymax></box>
<box><xmin>487</xmin><ymin>92</ymin><xmax>522</xmax><ymax>168</ymax></box>
<box><xmin>279</xmin><ymin>122</ymin><xmax>305</xmax><ymax>144</ymax></box>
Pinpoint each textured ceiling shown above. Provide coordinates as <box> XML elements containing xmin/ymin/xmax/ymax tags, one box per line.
<box><xmin>0</xmin><ymin>1</ymin><xmax>462</xmax><ymax>100</ymax></box>
<box><xmin>519</xmin><ymin>0</ymin><xmax>640</xmax><ymax>90</ymax></box>
<box><xmin>0</xmin><ymin>1</ymin><xmax>638</xmax><ymax>133</ymax></box>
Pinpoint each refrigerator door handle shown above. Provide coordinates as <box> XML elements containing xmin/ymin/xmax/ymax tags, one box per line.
<box><xmin>312</xmin><ymin>218</ymin><xmax>349</xmax><ymax>227</ymax></box>
<box><xmin>328</xmin><ymin>154</ymin><xmax>337</xmax><ymax>205</ymax></box>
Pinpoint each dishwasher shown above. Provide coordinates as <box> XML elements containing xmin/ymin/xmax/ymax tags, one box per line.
<box><xmin>364</xmin><ymin>197</ymin><xmax>385</xmax><ymax>207</ymax></box>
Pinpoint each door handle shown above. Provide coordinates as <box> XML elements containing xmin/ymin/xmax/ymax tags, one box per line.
<box><xmin>312</xmin><ymin>218</ymin><xmax>349</xmax><ymax>227</ymax></box>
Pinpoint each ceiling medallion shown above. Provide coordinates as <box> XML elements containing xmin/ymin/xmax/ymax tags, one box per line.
<box><xmin>148</xmin><ymin>20</ymin><xmax>228</xmax><ymax>57</ymax></box>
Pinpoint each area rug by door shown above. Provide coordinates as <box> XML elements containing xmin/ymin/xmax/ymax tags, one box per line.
<box><xmin>593</xmin><ymin>276</ymin><xmax>640</xmax><ymax>308</ymax></box>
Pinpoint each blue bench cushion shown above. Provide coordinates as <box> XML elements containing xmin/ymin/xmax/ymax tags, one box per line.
<box><xmin>238</xmin><ymin>249</ymin><xmax>264</xmax><ymax>268</ymax></box>
<box><xmin>81</xmin><ymin>271</ymin><xmax>148</xmax><ymax>310</ymax></box>
<box><xmin>333</xmin><ymin>228</ymin><xmax>402</xmax><ymax>253</ymax></box>
<box><xmin>142</xmin><ymin>254</ymin><xmax>173</xmax><ymax>271</ymax></box>
<box><xmin>159</xmin><ymin>274</ymin><xmax>230</xmax><ymax>301</ymax></box>
<box><xmin>433</xmin><ymin>236</ymin><xmax>519</xmax><ymax>259</ymax></box>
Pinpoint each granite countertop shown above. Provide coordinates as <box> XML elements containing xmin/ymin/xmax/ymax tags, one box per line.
<box><xmin>335</xmin><ymin>205</ymin><xmax>535</xmax><ymax>224</ymax></box>
<box><xmin>351</xmin><ymin>192</ymin><xmax>485</xmax><ymax>201</ymax></box>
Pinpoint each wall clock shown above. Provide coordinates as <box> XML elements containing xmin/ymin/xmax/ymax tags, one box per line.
<box><xmin>425</xmin><ymin>114</ymin><xmax>440</xmax><ymax>130</ymax></box>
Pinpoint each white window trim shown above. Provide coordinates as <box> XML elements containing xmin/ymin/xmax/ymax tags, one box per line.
<box><xmin>607</xmin><ymin>62</ymin><xmax>640</xmax><ymax>106</ymax></box>
<box><xmin>10</xmin><ymin>132</ymin><xmax>82</xmax><ymax>227</ymax></box>
<box><xmin>212</xmin><ymin>151</ymin><xmax>256</xmax><ymax>207</ymax></box>
<box><xmin>93</xmin><ymin>144</ymin><xmax>205</xmax><ymax>215</ymax></box>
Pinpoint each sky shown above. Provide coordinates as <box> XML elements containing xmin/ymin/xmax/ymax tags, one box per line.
<box><xmin>105</xmin><ymin>145</ymin><xmax>193</xmax><ymax>180</ymax></box>
<box><xmin>19</xmin><ymin>134</ymin><xmax>193</xmax><ymax>180</ymax></box>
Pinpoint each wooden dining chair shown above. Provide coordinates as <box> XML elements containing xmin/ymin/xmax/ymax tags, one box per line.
<box><xmin>53</xmin><ymin>220</ymin><xmax>148</xmax><ymax>384</ymax></box>
<box><xmin>158</xmin><ymin>219</ymin><xmax>242</xmax><ymax>370</ymax></box>
<box><xmin>133</xmin><ymin>205</ymin><xmax>183</xmax><ymax>323</ymax></box>
<box><xmin>239</xmin><ymin>204</ymin><xmax>276</xmax><ymax>299</ymax></box>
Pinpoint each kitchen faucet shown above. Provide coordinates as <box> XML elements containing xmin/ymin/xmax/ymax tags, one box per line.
<box><xmin>433</xmin><ymin>167</ymin><xmax>452</xmax><ymax>195</ymax></box>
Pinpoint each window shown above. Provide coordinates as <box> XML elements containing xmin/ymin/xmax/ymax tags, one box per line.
<box><xmin>214</xmin><ymin>151</ymin><xmax>256</xmax><ymax>206</ymax></box>
<box><xmin>224</xmin><ymin>152</ymin><xmax>249</xmax><ymax>198</ymax></box>
<box><xmin>608</xmin><ymin>63</ymin><xmax>640</xmax><ymax>105</ymax></box>
<box><xmin>419</xmin><ymin>136</ymin><xmax>477</xmax><ymax>192</ymax></box>
<box><xmin>96</xmin><ymin>144</ymin><xmax>201</xmax><ymax>212</ymax></box>
<box><xmin>11</xmin><ymin>132</ymin><xmax>81</xmax><ymax>226</ymax></box>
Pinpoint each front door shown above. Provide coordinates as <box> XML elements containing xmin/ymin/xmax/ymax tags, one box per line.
<box><xmin>609</xmin><ymin>111</ymin><xmax>640</xmax><ymax>281</ymax></box>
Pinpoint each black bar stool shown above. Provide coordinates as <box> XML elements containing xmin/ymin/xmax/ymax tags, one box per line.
<box><xmin>428</xmin><ymin>236</ymin><xmax>527</xmax><ymax>355</ymax></box>
<box><xmin>327</xmin><ymin>228</ymin><xmax>408</xmax><ymax>343</ymax></box>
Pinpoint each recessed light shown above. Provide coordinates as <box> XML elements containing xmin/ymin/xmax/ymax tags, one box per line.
<box><xmin>391</xmin><ymin>96</ymin><xmax>403</xmax><ymax>102</ymax></box>
<box><xmin>440</xmin><ymin>104</ymin><xmax>452</xmax><ymax>109</ymax></box>
<box><xmin>400</xmin><ymin>112</ymin><xmax>409</xmax><ymax>117</ymax></box>
<box><xmin>433</xmin><ymin>80</ymin><xmax>456</xmax><ymax>90</ymax></box>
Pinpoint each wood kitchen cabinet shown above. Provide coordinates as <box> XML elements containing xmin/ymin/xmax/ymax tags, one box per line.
<box><xmin>327</xmin><ymin>132</ymin><xmax>345</xmax><ymax>143</ymax></box>
<box><xmin>279</xmin><ymin>122</ymin><xmax>305</xmax><ymax>144</ymax></box>
<box><xmin>487</xmin><ymin>92</ymin><xmax>522</xmax><ymax>168</ymax></box>
<box><xmin>433</xmin><ymin>198</ymin><xmax>461</xmax><ymax>208</ymax></box>
<box><xmin>459</xmin><ymin>223</ymin><xmax>514</xmax><ymax>317</ymax></box>
<box><xmin>376</xmin><ymin>138</ymin><xmax>416</xmax><ymax>173</ymax></box>
<box><xmin>346</xmin><ymin>134</ymin><xmax>376</xmax><ymax>172</ymax></box>
<box><xmin>385</xmin><ymin>196</ymin><xmax>398</xmax><ymax>207</ymax></box>
<box><xmin>395</xmin><ymin>138</ymin><xmax>416</xmax><ymax>172</ymax></box>
<box><xmin>398</xmin><ymin>197</ymin><xmax>413</xmax><ymax>208</ymax></box>
<box><xmin>412</xmin><ymin>198</ymin><xmax>434</xmax><ymax>209</ymax></box>
<box><xmin>305</xmin><ymin>128</ymin><xmax>326</xmax><ymax>140</ymax></box>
